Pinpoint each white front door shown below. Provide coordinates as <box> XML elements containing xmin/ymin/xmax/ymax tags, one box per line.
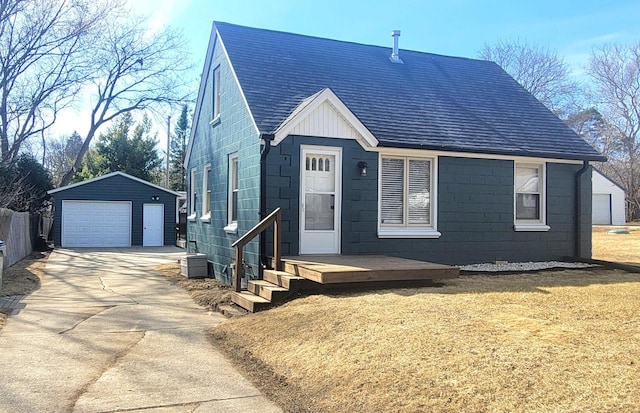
<box><xmin>300</xmin><ymin>146</ymin><xmax>341</xmax><ymax>254</ymax></box>
<box><xmin>143</xmin><ymin>204</ymin><xmax>164</xmax><ymax>247</ymax></box>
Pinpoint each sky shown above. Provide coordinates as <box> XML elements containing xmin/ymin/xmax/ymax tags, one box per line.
<box><xmin>52</xmin><ymin>0</ymin><xmax>640</xmax><ymax>155</ymax></box>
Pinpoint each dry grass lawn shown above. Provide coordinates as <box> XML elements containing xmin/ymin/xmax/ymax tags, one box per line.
<box><xmin>592</xmin><ymin>226</ymin><xmax>640</xmax><ymax>264</ymax></box>
<box><xmin>212</xmin><ymin>267</ymin><xmax>640</xmax><ymax>412</ymax></box>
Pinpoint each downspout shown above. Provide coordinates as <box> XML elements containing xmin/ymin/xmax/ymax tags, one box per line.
<box><xmin>259</xmin><ymin>133</ymin><xmax>275</xmax><ymax>275</ymax></box>
<box><xmin>575</xmin><ymin>160</ymin><xmax>590</xmax><ymax>257</ymax></box>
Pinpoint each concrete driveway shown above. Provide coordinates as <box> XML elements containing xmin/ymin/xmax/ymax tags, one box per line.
<box><xmin>0</xmin><ymin>247</ymin><xmax>282</xmax><ymax>413</ymax></box>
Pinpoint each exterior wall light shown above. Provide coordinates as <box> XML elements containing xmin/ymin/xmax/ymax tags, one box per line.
<box><xmin>151</xmin><ymin>196</ymin><xmax>160</xmax><ymax>201</ymax></box>
<box><xmin>358</xmin><ymin>161</ymin><xmax>368</xmax><ymax>177</ymax></box>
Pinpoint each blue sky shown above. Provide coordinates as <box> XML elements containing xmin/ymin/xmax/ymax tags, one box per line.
<box><xmin>142</xmin><ymin>0</ymin><xmax>640</xmax><ymax>77</ymax></box>
<box><xmin>52</xmin><ymin>0</ymin><xmax>640</xmax><ymax>153</ymax></box>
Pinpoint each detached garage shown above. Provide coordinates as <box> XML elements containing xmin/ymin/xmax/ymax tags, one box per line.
<box><xmin>592</xmin><ymin>169</ymin><xmax>626</xmax><ymax>226</ymax></box>
<box><xmin>48</xmin><ymin>172</ymin><xmax>179</xmax><ymax>247</ymax></box>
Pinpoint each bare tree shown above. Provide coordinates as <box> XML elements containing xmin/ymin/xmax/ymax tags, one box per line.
<box><xmin>0</xmin><ymin>0</ymin><xmax>109</xmax><ymax>166</ymax></box>
<box><xmin>587</xmin><ymin>41</ymin><xmax>640</xmax><ymax>220</ymax></box>
<box><xmin>59</xmin><ymin>13</ymin><xmax>192</xmax><ymax>186</ymax></box>
<box><xmin>479</xmin><ymin>39</ymin><xmax>581</xmax><ymax>116</ymax></box>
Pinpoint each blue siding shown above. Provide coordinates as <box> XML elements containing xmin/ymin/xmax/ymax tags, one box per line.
<box><xmin>51</xmin><ymin>175</ymin><xmax>177</xmax><ymax>246</ymax></box>
<box><xmin>266</xmin><ymin>136</ymin><xmax>592</xmax><ymax>265</ymax></box>
<box><xmin>186</xmin><ymin>34</ymin><xmax>261</xmax><ymax>284</ymax></box>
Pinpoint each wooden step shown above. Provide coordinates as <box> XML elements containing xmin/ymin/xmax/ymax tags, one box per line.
<box><xmin>231</xmin><ymin>291</ymin><xmax>271</xmax><ymax>312</ymax></box>
<box><xmin>263</xmin><ymin>269</ymin><xmax>309</xmax><ymax>290</ymax></box>
<box><xmin>247</xmin><ymin>280</ymin><xmax>290</xmax><ymax>302</ymax></box>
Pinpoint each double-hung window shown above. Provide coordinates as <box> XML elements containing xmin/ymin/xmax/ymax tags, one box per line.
<box><xmin>201</xmin><ymin>164</ymin><xmax>211</xmax><ymax>221</ymax></box>
<box><xmin>225</xmin><ymin>153</ymin><xmax>239</xmax><ymax>233</ymax></box>
<box><xmin>188</xmin><ymin>168</ymin><xmax>197</xmax><ymax>220</ymax></box>
<box><xmin>514</xmin><ymin>163</ymin><xmax>549</xmax><ymax>231</ymax></box>
<box><xmin>212</xmin><ymin>66</ymin><xmax>221</xmax><ymax>120</ymax></box>
<box><xmin>378</xmin><ymin>155</ymin><xmax>440</xmax><ymax>238</ymax></box>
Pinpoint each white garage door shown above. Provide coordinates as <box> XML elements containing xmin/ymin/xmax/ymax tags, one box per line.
<box><xmin>62</xmin><ymin>201</ymin><xmax>132</xmax><ymax>247</ymax></box>
<box><xmin>592</xmin><ymin>194</ymin><xmax>612</xmax><ymax>225</ymax></box>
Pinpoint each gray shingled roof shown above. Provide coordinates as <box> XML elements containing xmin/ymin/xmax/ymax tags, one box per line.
<box><xmin>216</xmin><ymin>22</ymin><xmax>604</xmax><ymax>161</ymax></box>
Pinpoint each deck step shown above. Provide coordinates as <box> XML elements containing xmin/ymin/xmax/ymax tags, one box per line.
<box><xmin>263</xmin><ymin>269</ymin><xmax>309</xmax><ymax>289</ymax></box>
<box><xmin>231</xmin><ymin>291</ymin><xmax>271</xmax><ymax>312</ymax></box>
<box><xmin>247</xmin><ymin>280</ymin><xmax>290</xmax><ymax>302</ymax></box>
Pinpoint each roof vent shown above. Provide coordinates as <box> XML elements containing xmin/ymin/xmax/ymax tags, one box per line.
<box><xmin>390</xmin><ymin>30</ymin><xmax>403</xmax><ymax>63</ymax></box>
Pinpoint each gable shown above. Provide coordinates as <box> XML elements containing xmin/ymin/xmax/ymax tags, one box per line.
<box><xmin>48</xmin><ymin>172</ymin><xmax>180</xmax><ymax>196</ymax></box>
<box><xmin>274</xmin><ymin>88</ymin><xmax>378</xmax><ymax>149</ymax></box>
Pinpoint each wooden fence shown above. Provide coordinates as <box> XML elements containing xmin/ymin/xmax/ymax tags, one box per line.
<box><xmin>0</xmin><ymin>208</ymin><xmax>51</xmax><ymax>268</ymax></box>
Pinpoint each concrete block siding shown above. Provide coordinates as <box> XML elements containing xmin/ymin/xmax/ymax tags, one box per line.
<box><xmin>265</xmin><ymin>135</ymin><xmax>591</xmax><ymax>265</ymax></box>
<box><xmin>186</xmin><ymin>35</ymin><xmax>260</xmax><ymax>284</ymax></box>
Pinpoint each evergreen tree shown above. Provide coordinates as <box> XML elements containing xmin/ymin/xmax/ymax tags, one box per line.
<box><xmin>168</xmin><ymin>104</ymin><xmax>190</xmax><ymax>191</ymax></box>
<box><xmin>78</xmin><ymin>113</ymin><xmax>163</xmax><ymax>184</ymax></box>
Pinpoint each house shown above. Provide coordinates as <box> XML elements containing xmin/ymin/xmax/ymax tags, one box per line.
<box><xmin>48</xmin><ymin>172</ymin><xmax>180</xmax><ymax>247</ymax></box>
<box><xmin>592</xmin><ymin>169</ymin><xmax>626</xmax><ymax>225</ymax></box>
<box><xmin>185</xmin><ymin>22</ymin><xmax>604</xmax><ymax>285</ymax></box>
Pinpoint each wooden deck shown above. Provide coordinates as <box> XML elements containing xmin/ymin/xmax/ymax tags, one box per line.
<box><xmin>280</xmin><ymin>255</ymin><xmax>459</xmax><ymax>284</ymax></box>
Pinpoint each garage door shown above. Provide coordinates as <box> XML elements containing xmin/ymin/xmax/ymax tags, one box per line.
<box><xmin>592</xmin><ymin>194</ymin><xmax>612</xmax><ymax>225</ymax></box>
<box><xmin>62</xmin><ymin>201</ymin><xmax>132</xmax><ymax>247</ymax></box>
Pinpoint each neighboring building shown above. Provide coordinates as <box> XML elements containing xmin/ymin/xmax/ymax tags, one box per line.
<box><xmin>48</xmin><ymin>172</ymin><xmax>179</xmax><ymax>247</ymax></box>
<box><xmin>592</xmin><ymin>169</ymin><xmax>626</xmax><ymax>225</ymax></box>
<box><xmin>185</xmin><ymin>22</ymin><xmax>604</xmax><ymax>284</ymax></box>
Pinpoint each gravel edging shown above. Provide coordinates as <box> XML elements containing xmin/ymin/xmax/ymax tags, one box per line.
<box><xmin>460</xmin><ymin>261</ymin><xmax>597</xmax><ymax>273</ymax></box>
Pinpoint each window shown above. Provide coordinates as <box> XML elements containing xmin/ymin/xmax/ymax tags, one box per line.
<box><xmin>188</xmin><ymin>168</ymin><xmax>197</xmax><ymax>220</ymax></box>
<box><xmin>225</xmin><ymin>153</ymin><xmax>238</xmax><ymax>233</ymax></box>
<box><xmin>201</xmin><ymin>164</ymin><xmax>211</xmax><ymax>221</ymax></box>
<box><xmin>378</xmin><ymin>155</ymin><xmax>440</xmax><ymax>238</ymax></box>
<box><xmin>514</xmin><ymin>163</ymin><xmax>549</xmax><ymax>231</ymax></box>
<box><xmin>213</xmin><ymin>66</ymin><xmax>221</xmax><ymax>120</ymax></box>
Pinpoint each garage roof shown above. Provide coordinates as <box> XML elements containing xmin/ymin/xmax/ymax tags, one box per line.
<box><xmin>48</xmin><ymin>171</ymin><xmax>181</xmax><ymax>196</ymax></box>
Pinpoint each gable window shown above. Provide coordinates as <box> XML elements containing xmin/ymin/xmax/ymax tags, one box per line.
<box><xmin>378</xmin><ymin>155</ymin><xmax>440</xmax><ymax>238</ymax></box>
<box><xmin>213</xmin><ymin>66</ymin><xmax>221</xmax><ymax>120</ymax></box>
<box><xmin>514</xmin><ymin>163</ymin><xmax>550</xmax><ymax>231</ymax></box>
<box><xmin>188</xmin><ymin>168</ymin><xmax>197</xmax><ymax>220</ymax></box>
<box><xmin>201</xmin><ymin>164</ymin><xmax>211</xmax><ymax>222</ymax></box>
<box><xmin>224</xmin><ymin>153</ymin><xmax>239</xmax><ymax>233</ymax></box>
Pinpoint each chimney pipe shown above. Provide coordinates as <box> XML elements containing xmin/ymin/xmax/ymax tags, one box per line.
<box><xmin>390</xmin><ymin>30</ymin><xmax>403</xmax><ymax>63</ymax></box>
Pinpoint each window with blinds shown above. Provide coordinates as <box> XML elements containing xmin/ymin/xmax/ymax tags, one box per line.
<box><xmin>380</xmin><ymin>156</ymin><xmax>431</xmax><ymax>227</ymax></box>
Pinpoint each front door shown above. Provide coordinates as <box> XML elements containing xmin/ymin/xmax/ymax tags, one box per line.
<box><xmin>300</xmin><ymin>146</ymin><xmax>341</xmax><ymax>254</ymax></box>
<box><xmin>143</xmin><ymin>204</ymin><xmax>164</xmax><ymax>247</ymax></box>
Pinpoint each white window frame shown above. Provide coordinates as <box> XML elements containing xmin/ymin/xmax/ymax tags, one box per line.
<box><xmin>188</xmin><ymin>168</ymin><xmax>197</xmax><ymax>220</ymax></box>
<box><xmin>224</xmin><ymin>153</ymin><xmax>239</xmax><ymax>233</ymax></box>
<box><xmin>378</xmin><ymin>153</ymin><xmax>440</xmax><ymax>238</ymax></box>
<box><xmin>514</xmin><ymin>162</ymin><xmax>550</xmax><ymax>231</ymax></box>
<box><xmin>201</xmin><ymin>164</ymin><xmax>211</xmax><ymax>222</ymax></box>
<box><xmin>212</xmin><ymin>65</ymin><xmax>221</xmax><ymax>122</ymax></box>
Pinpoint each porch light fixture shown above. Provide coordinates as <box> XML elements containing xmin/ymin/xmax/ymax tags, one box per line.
<box><xmin>358</xmin><ymin>161</ymin><xmax>368</xmax><ymax>177</ymax></box>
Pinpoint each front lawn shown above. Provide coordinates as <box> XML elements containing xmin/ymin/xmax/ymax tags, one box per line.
<box><xmin>592</xmin><ymin>225</ymin><xmax>640</xmax><ymax>264</ymax></box>
<box><xmin>211</xmin><ymin>268</ymin><xmax>640</xmax><ymax>412</ymax></box>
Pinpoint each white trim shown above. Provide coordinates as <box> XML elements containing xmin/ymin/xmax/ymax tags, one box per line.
<box><xmin>202</xmin><ymin>163</ymin><xmax>211</xmax><ymax>217</ymax></box>
<box><xmin>143</xmin><ymin>203</ymin><xmax>165</xmax><ymax>247</ymax></box>
<box><xmin>212</xmin><ymin>65</ymin><xmax>221</xmax><ymax>120</ymax></box>
<box><xmin>224</xmin><ymin>222</ymin><xmax>238</xmax><ymax>234</ymax></box>
<box><xmin>299</xmin><ymin>145</ymin><xmax>342</xmax><ymax>254</ymax></box>
<box><xmin>514</xmin><ymin>162</ymin><xmax>548</xmax><ymax>230</ymax></box>
<box><xmin>375</xmin><ymin>146</ymin><xmax>584</xmax><ymax>165</ymax></box>
<box><xmin>273</xmin><ymin>88</ymin><xmax>378</xmax><ymax>149</ymax></box>
<box><xmin>377</xmin><ymin>154</ymin><xmax>438</xmax><ymax>238</ymax></box>
<box><xmin>189</xmin><ymin>168</ymin><xmax>197</xmax><ymax>218</ymax></box>
<box><xmin>228</xmin><ymin>153</ymin><xmax>239</xmax><ymax>225</ymax></box>
<box><xmin>48</xmin><ymin>171</ymin><xmax>180</xmax><ymax>196</ymax></box>
<box><xmin>514</xmin><ymin>224</ymin><xmax>551</xmax><ymax>232</ymax></box>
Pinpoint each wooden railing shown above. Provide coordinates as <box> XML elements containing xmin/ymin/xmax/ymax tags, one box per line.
<box><xmin>231</xmin><ymin>207</ymin><xmax>282</xmax><ymax>292</ymax></box>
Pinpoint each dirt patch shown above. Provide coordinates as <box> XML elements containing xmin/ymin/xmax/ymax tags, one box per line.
<box><xmin>154</xmin><ymin>262</ymin><xmax>234</xmax><ymax>311</ymax></box>
<box><xmin>211</xmin><ymin>268</ymin><xmax>640</xmax><ymax>413</ymax></box>
<box><xmin>0</xmin><ymin>250</ymin><xmax>50</xmax><ymax>328</ymax></box>
<box><xmin>592</xmin><ymin>226</ymin><xmax>640</xmax><ymax>264</ymax></box>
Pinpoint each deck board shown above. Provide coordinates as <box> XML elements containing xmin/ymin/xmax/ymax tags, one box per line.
<box><xmin>281</xmin><ymin>255</ymin><xmax>459</xmax><ymax>284</ymax></box>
